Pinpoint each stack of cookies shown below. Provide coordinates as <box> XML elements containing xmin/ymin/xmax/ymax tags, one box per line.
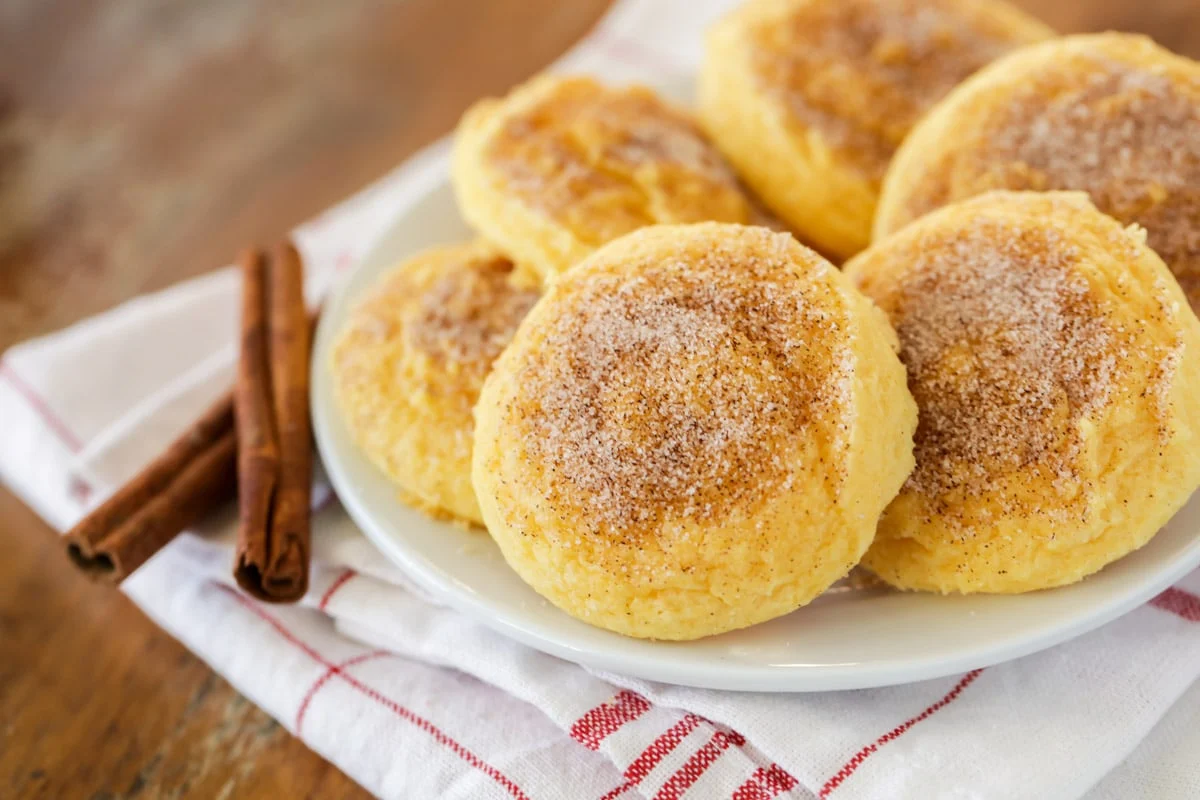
<box><xmin>332</xmin><ymin>0</ymin><xmax>1200</xmax><ymax>640</ymax></box>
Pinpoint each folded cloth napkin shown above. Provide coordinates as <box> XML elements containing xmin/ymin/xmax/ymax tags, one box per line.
<box><xmin>4</xmin><ymin>2</ymin><xmax>1200</xmax><ymax>797</ymax></box>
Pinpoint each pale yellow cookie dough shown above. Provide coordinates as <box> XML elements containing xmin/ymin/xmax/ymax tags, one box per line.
<box><xmin>331</xmin><ymin>241</ymin><xmax>538</xmax><ymax>525</ymax></box>
<box><xmin>847</xmin><ymin>191</ymin><xmax>1200</xmax><ymax>593</ymax></box>
<box><xmin>875</xmin><ymin>33</ymin><xmax>1200</xmax><ymax>313</ymax></box>
<box><xmin>473</xmin><ymin>223</ymin><xmax>916</xmax><ymax>639</ymax></box>
<box><xmin>452</xmin><ymin>74</ymin><xmax>767</xmax><ymax>280</ymax></box>
<box><xmin>699</xmin><ymin>0</ymin><xmax>1050</xmax><ymax>260</ymax></box>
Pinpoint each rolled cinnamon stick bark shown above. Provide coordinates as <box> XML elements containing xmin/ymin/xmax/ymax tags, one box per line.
<box><xmin>234</xmin><ymin>242</ymin><xmax>312</xmax><ymax>602</ymax></box>
<box><xmin>64</xmin><ymin>393</ymin><xmax>236</xmax><ymax>580</ymax></box>
<box><xmin>69</xmin><ymin>432</ymin><xmax>238</xmax><ymax>577</ymax></box>
<box><xmin>234</xmin><ymin>248</ymin><xmax>280</xmax><ymax>592</ymax></box>
<box><xmin>62</xmin><ymin>244</ymin><xmax>317</xmax><ymax>588</ymax></box>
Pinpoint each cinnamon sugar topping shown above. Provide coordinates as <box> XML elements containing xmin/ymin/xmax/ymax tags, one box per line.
<box><xmin>408</xmin><ymin>256</ymin><xmax>538</xmax><ymax>373</ymax></box>
<box><xmin>886</xmin><ymin>221</ymin><xmax>1121</xmax><ymax>510</ymax></box>
<box><xmin>984</xmin><ymin>57</ymin><xmax>1200</xmax><ymax>305</ymax></box>
<box><xmin>903</xmin><ymin>48</ymin><xmax>1200</xmax><ymax>308</ymax></box>
<box><xmin>519</xmin><ymin>241</ymin><xmax>852</xmax><ymax>535</ymax></box>
<box><xmin>750</xmin><ymin>0</ymin><xmax>1046</xmax><ymax>181</ymax></box>
<box><xmin>485</xmin><ymin>79</ymin><xmax>748</xmax><ymax>244</ymax></box>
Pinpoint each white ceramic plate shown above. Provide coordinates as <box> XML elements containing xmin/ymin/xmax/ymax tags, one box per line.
<box><xmin>311</xmin><ymin>156</ymin><xmax>1200</xmax><ymax>695</ymax></box>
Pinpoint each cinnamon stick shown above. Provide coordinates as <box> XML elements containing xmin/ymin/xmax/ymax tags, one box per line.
<box><xmin>234</xmin><ymin>242</ymin><xmax>312</xmax><ymax>601</ymax></box>
<box><xmin>64</xmin><ymin>392</ymin><xmax>236</xmax><ymax>580</ymax></box>
<box><xmin>233</xmin><ymin>248</ymin><xmax>280</xmax><ymax>588</ymax></box>
<box><xmin>62</xmin><ymin>245</ymin><xmax>316</xmax><ymax>588</ymax></box>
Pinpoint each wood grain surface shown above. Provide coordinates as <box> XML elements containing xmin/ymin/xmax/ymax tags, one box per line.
<box><xmin>0</xmin><ymin>1</ymin><xmax>610</xmax><ymax>797</ymax></box>
<box><xmin>1</xmin><ymin>0</ymin><xmax>1197</xmax><ymax>798</ymax></box>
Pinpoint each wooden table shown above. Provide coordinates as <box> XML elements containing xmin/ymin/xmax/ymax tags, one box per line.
<box><xmin>0</xmin><ymin>2</ymin><xmax>611</xmax><ymax>796</ymax></box>
<box><xmin>1</xmin><ymin>1</ymin><xmax>1196</xmax><ymax>797</ymax></box>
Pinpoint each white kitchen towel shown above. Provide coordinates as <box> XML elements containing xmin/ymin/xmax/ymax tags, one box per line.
<box><xmin>3</xmin><ymin>1</ymin><xmax>1200</xmax><ymax>797</ymax></box>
